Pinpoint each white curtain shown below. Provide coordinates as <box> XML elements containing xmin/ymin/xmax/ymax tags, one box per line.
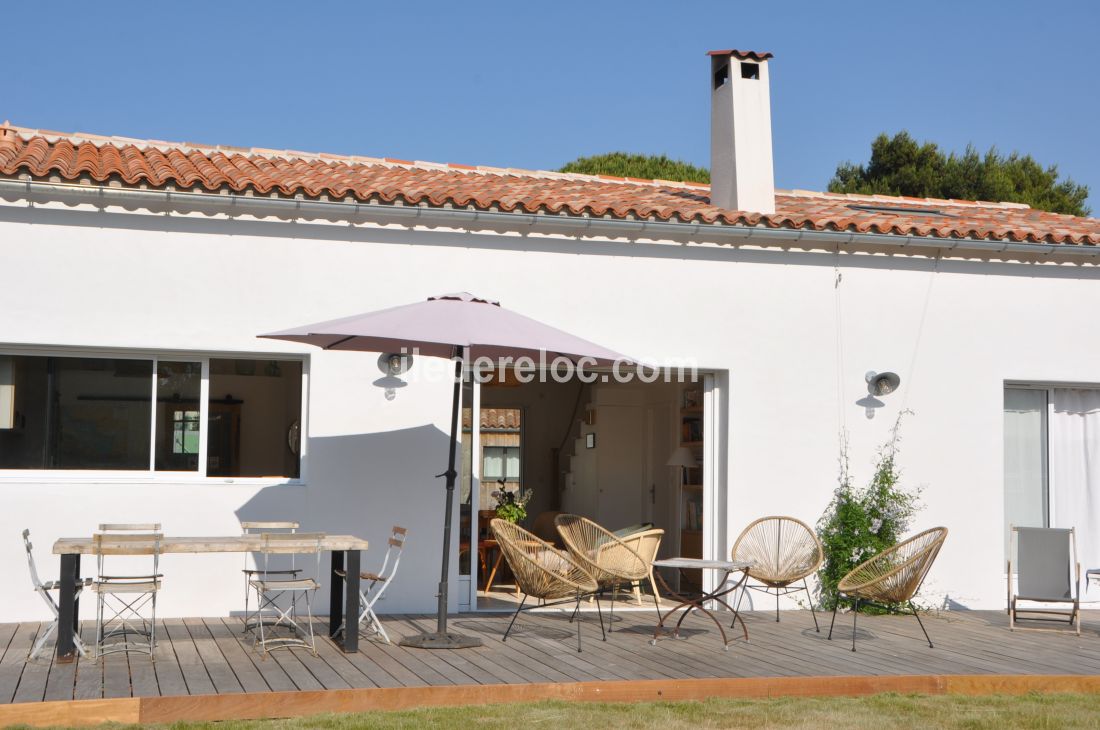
<box><xmin>1004</xmin><ymin>388</ymin><xmax>1047</xmax><ymax>560</ymax></box>
<box><xmin>1049</xmin><ymin>389</ymin><xmax>1100</xmax><ymax>574</ymax></box>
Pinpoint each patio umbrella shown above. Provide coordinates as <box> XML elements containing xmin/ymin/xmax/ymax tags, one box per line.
<box><xmin>261</xmin><ymin>292</ymin><xmax>628</xmax><ymax>649</ymax></box>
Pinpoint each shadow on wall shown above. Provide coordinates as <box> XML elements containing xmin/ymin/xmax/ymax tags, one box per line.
<box><xmin>235</xmin><ymin>424</ymin><xmax>452</xmax><ymax>616</ymax></box>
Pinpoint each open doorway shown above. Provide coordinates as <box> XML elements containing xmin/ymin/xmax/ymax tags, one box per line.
<box><xmin>468</xmin><ymin>372</ymin><xmax>715</xmax><ymax>611</ymax></box>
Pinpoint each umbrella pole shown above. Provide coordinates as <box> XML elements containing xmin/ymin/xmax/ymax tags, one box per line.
<box><xmin>400</xmin><ymin>346</ymin><xmax>482</xmax><ymax>649</ymax></box>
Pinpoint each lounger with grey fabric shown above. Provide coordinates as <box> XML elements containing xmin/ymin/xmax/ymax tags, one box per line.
<box><xmin>1007</xmin><ymin>525</ymin><xmax>1080</xmax><ymax>635</ymax></box>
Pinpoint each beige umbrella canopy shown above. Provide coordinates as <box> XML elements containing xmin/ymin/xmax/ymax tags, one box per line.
<box><xmin>262</xmin><ymin>293</ymin><xmax>628</xmax><ymax>649</ymax></box>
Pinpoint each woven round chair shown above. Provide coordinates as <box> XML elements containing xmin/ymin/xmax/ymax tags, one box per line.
<box><xmin>554</xmin><ymin>514</ymin><xmax>655</xmax><ymax>629</ymax></box>
<box><xmin>730</xmin><ymin>516</ymin><xmax>824</xmax><ymax>631</ymax></box>
<box><xmin>490</xmin><ymin>519</ymin><xmax>604</xmax><ymax>652</ymax></box>
<box><xmin>827</xmin><ymin>526</ymin><xmax>948</xmax><ymax>652</ymax></box>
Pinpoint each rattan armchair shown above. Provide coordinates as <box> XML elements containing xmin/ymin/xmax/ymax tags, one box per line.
<box><xmin>491</xmin><ymin>519</ymin><xmax>604</xmax><ymax>652</ymax></box>
<box><xmin>730</xmin><ymin>516</ymin><xmax>824</xmax><ymax>630</ymax></box>
<box><xmin>827</xmin><ymin>526</ymin><xmax>948</xmax><ymax>652</ymax></box>
<box><xmin>618</xmin><ymin>528</ymin><xmax>664</xmax><ymax>605</ymax></box>
<box><xmin>555</xmin><ymin>514</ymin><xmax>655</xmax><ymax>629</ymax></box>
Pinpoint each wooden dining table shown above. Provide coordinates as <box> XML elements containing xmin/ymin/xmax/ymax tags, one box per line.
<box><xmin>51</xmin><ymin>534</ymin><xmax>369</xmax><ymax>662</ymax></box>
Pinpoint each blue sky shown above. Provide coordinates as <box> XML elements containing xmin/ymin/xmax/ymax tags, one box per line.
<box><xmin>7</xmin><ymin>0</ymin><xmax>1098</xmax><ymax>212</ymax></box>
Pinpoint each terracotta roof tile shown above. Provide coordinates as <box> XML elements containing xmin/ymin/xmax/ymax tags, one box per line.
<box><xmin>0</xmin><ymin>124</ymin><xmax>1097</xmax><ymax>246</ymax></box>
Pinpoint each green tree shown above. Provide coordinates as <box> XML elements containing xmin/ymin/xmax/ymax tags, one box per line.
<box><xmin>559</xmin><ymin>152</ymin><xmax>709</xmax><ymax>184</ymax></box>
<box><xmin>829</xmin><ymin>131</ymin><xmax>1090</xmax><ymax>216</ymax></box>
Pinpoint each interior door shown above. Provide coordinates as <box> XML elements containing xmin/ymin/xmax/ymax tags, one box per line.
<box><xmin>596</xmin><ymin>405</ymin><xmax>646</xmax><ymax>529</ymax></box>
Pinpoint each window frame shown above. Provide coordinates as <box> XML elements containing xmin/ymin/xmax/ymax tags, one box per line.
<box><xmin>0</xmin><ymin>345</ymin><xmax>309</xmax><ymax>486</ymax></box>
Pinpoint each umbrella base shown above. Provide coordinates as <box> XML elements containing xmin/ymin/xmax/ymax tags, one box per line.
<box><xmin>399</xmin><ymin>631</ymin><xmax>483</xmax><ymax>650</ymax></box>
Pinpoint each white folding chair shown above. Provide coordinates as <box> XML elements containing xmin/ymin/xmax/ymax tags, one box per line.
<box><xmin>240</xmin><ymin>521</ymin><xmax>300</xmax><ymax>634</ymax></box>
<box><xmin>337</xmin><ymin>526</ymin><xmax>407</xmax><ymax>644</ymax></box>
<box><xmin>251</xmin><ymin>532</ymin><xmax>323</xmax><ymax>657</ymax></box>
<box><xmin>93</xmin><ymin>524</ymin><xmax>163</xmax><ymax>660</ymax></box>
<box><xmin>23</xmin><ymin>529</ymin><xmax>93</xmax><ymax>660</ymax></box>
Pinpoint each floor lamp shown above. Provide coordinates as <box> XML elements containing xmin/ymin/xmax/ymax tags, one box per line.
<box><xmin>666</xmin><ymin>446</ymin><xmax>698</xmax><ymax>592</ymax></box>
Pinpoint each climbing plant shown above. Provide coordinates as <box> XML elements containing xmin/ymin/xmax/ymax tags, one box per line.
<box><xmin>816</xmin><ymin>412</ymin><xmax>921</xmax><ymax>611</ymax></box>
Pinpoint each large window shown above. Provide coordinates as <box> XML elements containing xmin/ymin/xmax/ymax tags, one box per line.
<box><xmin>0</xmin><ymin>354</ymin><xmax>302</xmax><ymax>478</ymax></box>
<box><xmin>1004</xmin><ymin>386</ymin><xmax>1100</xmax><ymax>570</ymax></box>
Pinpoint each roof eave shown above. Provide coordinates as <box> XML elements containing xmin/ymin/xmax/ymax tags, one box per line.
<box><xmin>0</xmin><ymin>177</ymin><xmax>1095</xmax><ymax>260</ymax></box>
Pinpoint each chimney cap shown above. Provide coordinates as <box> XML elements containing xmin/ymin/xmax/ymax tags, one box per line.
<box><xmin>706</xmin><ymin>49</ymin><xmax>774</xmax><ymax>61</ymax></box>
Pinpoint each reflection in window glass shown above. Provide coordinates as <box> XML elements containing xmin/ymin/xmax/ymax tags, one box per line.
<box><xmin>0</xmin><ymin>356</ymin><xmax>153</xmax><ymax>470</ymax></box>
<box><xmin>154</xmin><ymin>361</ymin><xmax>201</xmax><ymax>471</ymax></box>
<box><xmin>208</xmin><ymin>359</ymin><xmax>302</xmax><ymax>478</ymax></box>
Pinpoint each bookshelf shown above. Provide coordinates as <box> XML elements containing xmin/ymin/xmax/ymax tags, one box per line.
<box><xmin>678</xmin><ymin>386</ymin><xmax>704</xmax><ymax>591</ymax></box>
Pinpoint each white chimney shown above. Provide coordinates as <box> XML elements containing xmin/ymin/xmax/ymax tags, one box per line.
<box><xmin>709</xmin><ymin>49</ymin><xmax>775</xmax><ymax>215</ymax></box>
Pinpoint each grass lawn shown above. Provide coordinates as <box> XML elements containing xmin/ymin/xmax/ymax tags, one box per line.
<box><xmin>12</xmin><ymin>693</ymin><xmax>1100</xmax><ymax>729</ymax></box>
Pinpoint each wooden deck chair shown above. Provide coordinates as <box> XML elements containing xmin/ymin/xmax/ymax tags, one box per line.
<box><xmin>1008</xmin><ymin>526</ymin><xmax>1080</xmax><ymax>635</ymax></box>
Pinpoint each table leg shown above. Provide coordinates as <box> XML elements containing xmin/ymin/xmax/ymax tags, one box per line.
<box><xmin>329</xmin><ymin>550</ymin><xmax>344</xmax><ymax>639</ymax></box>
<box><xmin>485</xmin><ymin>551</ymin><xmax>505</xmax><ymax>594</ymax></box>
<box><xmin>343</xmin><ymin>550</ymin><xmax>360</xmax><ymax>653</ymax></box>
<box><xmin>650</xmin><ymin>569</ymin><xmax>748</xmax><ymax>650</ymax></box>
<box><xmin>56</xmin><ymin>554</ymin><xmax>80</xmax><ymax>662</ymax></box>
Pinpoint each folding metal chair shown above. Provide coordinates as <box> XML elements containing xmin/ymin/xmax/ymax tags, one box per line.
<box><xmin>250</xmin><ymin>532</ymin><xmax>323</xmax><ymax>657</ymax></box>
<box><xmin>1008</xmin><ymin>525</ymin><xmax>1081</xmax><ymax>635</ymax></box>
<box><xmin>93</xmin><ymin>524</ymin><xmax>163</xmax><ymax>660</ymax></box>
<box><xmin>240</xmin><ymin>521</ymin><xmax>300</xmax><ymax>634</ymax></box>
<box><xmin>23</xmin><ymin>529</ymin><xmax>92</xmax><ymax>659</ymax></box>
<box><xmin>336</xmin><ymin>526</ymin><xmax>407</xmax><ymax>644</ymax></box>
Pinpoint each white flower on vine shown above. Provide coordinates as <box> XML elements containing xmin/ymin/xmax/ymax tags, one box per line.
<box><xmin>870</xmin><ymin>518</ymin><xmax>883</xmax><ymax>534</ymax></box>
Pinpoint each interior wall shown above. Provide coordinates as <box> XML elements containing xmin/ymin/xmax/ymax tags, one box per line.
<box><xmin>480</xmin><ymin>379</ymin><xmax>582</xmax><ymax>523</ymax></box>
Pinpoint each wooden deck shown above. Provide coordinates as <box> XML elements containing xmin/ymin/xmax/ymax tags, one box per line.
<box><xmin>2</xmin><ymin>608</ymin><xmax>1100</xmax><ymax>724</ymax></box>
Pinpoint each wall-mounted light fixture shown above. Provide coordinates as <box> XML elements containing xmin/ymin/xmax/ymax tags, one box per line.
<box><xmin>374</xmin><ymin>352</ymin><xmax>414</xmax><ymax>401</ymax></box>
<box><xmin>859</xmin><ymin>370</ymin><xmax>901</xmax><ymax>419</ymax></box>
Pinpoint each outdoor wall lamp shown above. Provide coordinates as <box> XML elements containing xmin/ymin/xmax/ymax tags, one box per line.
<box><xmin>859</xmin><ymin>370</ymin><xmax>901</xmax><ymax>419</ymax></box>
<box><xmin>374</xmin><ymin>352</ymin><xmax>414</xmax><ymax>400</ymax></box>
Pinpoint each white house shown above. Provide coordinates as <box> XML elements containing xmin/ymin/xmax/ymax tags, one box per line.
<box><xmin>2</xmin><ymin>49</ymin><xmax>1099</xmax><ymax>624</ymax></box>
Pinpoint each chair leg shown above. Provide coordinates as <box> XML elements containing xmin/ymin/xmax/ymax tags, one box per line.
<box><xmin>851</xmin><ymin>598</ymin><xmax>860</xmax><ymax>652</ymax></box>
<box><xmin>649</xmin><ymin>571</ymin><xmax>661</xmax><ymax>605</ymax></box>
<box><xmin>804</xmin><ymin>578</ymin><xmax>820</xmax><ymax>632</ymax></box>
<box><xmin>575</xmin><ymin>591</ymin><xmax>583</xmax><ymax>653</ymax></box>
<box><xmin>595</xmin><ymin>595</ymin><xmax>606</xmax><ymax>641</ymax></box>
<box><xmin>608</xmin><ymin>585</ymin><xmax>616</xmax><ymax>633</ymax></box>
<box><xmin>909</xmin><ymin>600</ymin><xmax>932</xmax><ymax>648</ymax></box>
<box><xmin>305</xmin><ymin>590</ymin><xmax>317</xmax><ymax>657</ymax></box>
<box><xmin>95</xmin><ymin>593</ymin><xmax>104</xmax><ymax>661</ymax></box>
<box><xmin>29</xmin><ymin>620</ymin><xmax>58</xmax><ymax>660</ymax></box>
<box><xmin>503</xmin><ymin>595</ymin><xmax>527</xmax><ymax>641</ymax></box>
<box><xmin>827</xmin><ymin>601</ymin><xmax>838</xmax><ymax>640</ymax></box>
<box><xmin>775</xmin><ymin>588</ymin><xmax>781</xmax><ymax>622</ymax></box>
<box><xmin>150</xmin><ymin>591</ymin><xmax>158</xmax><ymax>661</ymax></box>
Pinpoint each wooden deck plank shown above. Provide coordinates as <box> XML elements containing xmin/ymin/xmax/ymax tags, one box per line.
<box><xmin>12</xmin><ymin>624</ymin><xmax>52</xmax><ymax>704</ymax></box>
<box><xmin>1</xmin><ymin>624</ymin><xmax>40</xmax><ymax>704</ymax></box>
<box><xmin>161</xmin><ymin>620</ymin><xmax>216</xmax><ymax>696</ymax></box>
<box><xmin>181</xmin><ymin>619</ymin><xmax>244</xmax><ymax>694</ymax></box>
<box><xmin>302</xmin><ymin>622</ymin><xmax>379</xmax><ymax>690</ymax></box>
<box><xmin>72</xmin><ymin>624</ymin><xmax>103</xmax><ymax>701</ymax></box>
<box><xmin>100</xmin><ymin>652</ymin><xmax>131</xmax><ymax>699</ymax></box>
<box><xmin>150</xmin><ymin>620</ymin><xmax>188</xmax><ymax>697</ymax></box>
<box><xmin>195</xmin><ymin>619</ymin><xmax>272</xmax><ymax>694</ymax></box>
<box><xmin>395</xmin><ymin>615</ymin><xmax>538</xmax><ymax>685</ymax></box>
<box><xmin>213</xmin><ymin>619</ymin><xmax>297</xmax><ymax>693</ymax></box>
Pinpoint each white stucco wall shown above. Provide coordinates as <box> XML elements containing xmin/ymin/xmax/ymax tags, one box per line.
<box><xmin>2</xmin><ymin>198</ymin><xmax>1099</xmax><ymax>622</ymax></box>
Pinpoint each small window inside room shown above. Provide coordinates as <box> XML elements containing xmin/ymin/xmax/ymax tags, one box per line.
<box><xmin>482</xmin><ymin>446</ymin><xmax>520</xmax><ymax>481</ymax></box>
<box><xmin>0</xmin><ymin>353</ymin><xmax>303</xmax><ymax>478</ymax></box>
